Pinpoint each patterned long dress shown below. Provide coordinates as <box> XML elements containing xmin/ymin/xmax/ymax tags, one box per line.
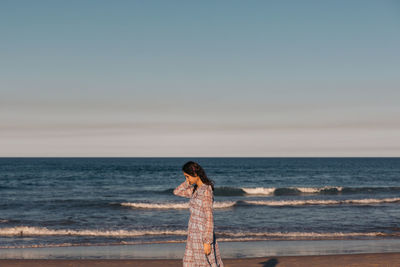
<box><xmin>173</xmin><ymin>180</ymin><xmax>224</xmax><ymax>267</ymax></box>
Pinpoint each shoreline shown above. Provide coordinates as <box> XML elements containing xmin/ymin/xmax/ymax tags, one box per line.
<box><xmin>2</xmin><ymin>239</ymin><xmax>400</xmax><ymax>260</ymax></box>
<box><xmin>1</xmin><ymin>252</ymin><xmax>400</xmax><ymax>267</ymax></box>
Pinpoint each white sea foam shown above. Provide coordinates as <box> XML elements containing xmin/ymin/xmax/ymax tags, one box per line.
<box><xmin>0</xmin><ymin>243</ymin><xmax>75</xmax><ymax>249</ymax></box>
<box><xmin>0</xmin><ymin>226</ymin><xmax>187</xmax><ymax>237</ymax></box>
<box><xmin>242</xmin><ymin>187</ymin><xmax>276</xmax><ymax>195</ymax></box>
<box><xmin>121</xmin><ymin>202</ymin><xmax>189</xmax><ymax>209</ymax></box>
<box><xmin>120</xmin><ymin>201</ymin><xmax>236</xmax><ymax>209</ymax></box>
<box><xmin>216</xmin><ymin>231</ymin><xmax>390</xmax><ymax>242</ymax></box>
<box><xmin>0</xmin><ymin>227</ymin><xmax>390</xmax><ymax>246</ymax></box>
<box><xmin>120</xmin><ymin>197</ymin><xmax>400</xmax><ymax>209</ymax></box>
<box><xmin>347</xmin><ymin>198</ymin><xmax>400</xmax><ymax>204</ymax></box>
<box><xmin>218</xmin><ymin>231</ymin><xmax>384</xmax><ymax>238</ymax></box>
<box><xmin>241</xmin><ymin>186</ymin><xmax>343</xmax><ymax>195</ymax></box>
<box><xmin>213</xmin><ymin>201</ymin><xmax>237</xmax><ymax>208</ymax></box>
<box><xmin>0</xmin><ymin>219</ymin><xmax>9</xmax><ymax>223</ymax></box>
<box><xmin>244</xmin><ymin>197</ymin><xmax>400</xmax><ymax>206</ymax></box>
<box><xmin>0</xmin><ymin>240</ymin><xmax>186</xmax><ymax>249</ymax></box>
<box><xmin>296</xmin><ymin>186</ymin><xmax>343</xmax><ymax>193</ymax></box>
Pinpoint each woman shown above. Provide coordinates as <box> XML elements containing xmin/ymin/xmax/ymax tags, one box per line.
<box><xmin>173</xmin><ymin>161</ymin><xmax>224</xmax><ymax>267</ymax></box>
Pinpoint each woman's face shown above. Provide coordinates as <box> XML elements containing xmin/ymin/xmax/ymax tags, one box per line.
<box><xmin>183</xmin><ymin>172</ymin><xmax>198</xmax><ymax>185</ymax></box>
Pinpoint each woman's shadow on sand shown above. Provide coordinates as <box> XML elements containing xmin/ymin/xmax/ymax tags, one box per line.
<box><xmin>258</xmin><ymin>258</ymin><xmax>279</xmax><ymax>267</ymax></box>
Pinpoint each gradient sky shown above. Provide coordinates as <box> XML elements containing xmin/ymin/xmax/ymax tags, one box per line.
<box><xmin>1</xmin><ymin>0</ymin><xmax>399</xmax><ymax>157</ymax></box>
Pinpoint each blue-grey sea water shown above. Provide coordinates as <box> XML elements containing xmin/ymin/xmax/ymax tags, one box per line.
<box><xmin>0</xmin><ymin>157</ymin><xmax>399</xmax><ymax>249</ymax></box>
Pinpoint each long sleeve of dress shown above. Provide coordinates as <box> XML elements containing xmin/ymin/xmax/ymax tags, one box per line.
<box><xmin>202</xmin><ymin>187</ymin><xmax>214</xmax><ymax>244</ymax></box>
<box><xmin>173</xmin><ymin>180</ymin><xmax>193</xmax><ymax>198</ymax></box>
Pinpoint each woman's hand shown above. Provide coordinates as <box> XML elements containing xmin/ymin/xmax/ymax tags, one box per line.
<box><xmin>204</xmin><ymin>243</ymin><xmax>211</xmax><ymax>255</ymax></box>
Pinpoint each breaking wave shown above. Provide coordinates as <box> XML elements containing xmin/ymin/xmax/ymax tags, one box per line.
<box><xmin>0</xmin><ymin>226</ymin><xmax>187</xmax><ymax>237</ymax></box>
<box><xmin>163</xmin><ymin>186</ymin><xmax>400</xmax><ymax>196</ymax></box>
<box><xmin>244</xmin><ymin>197</ymin><xmax>400</xmax><ymax>206</ymax></box>
<box><xmin>0</xmin><ymin>226</ymin><xmax>394</xmax><ymax>241</ymax></box>
<box><xmin>120</xmin><ymin>201</ymin><xmax>236</xmax><ymax>209</ymax></box>
<box><xmin>119</xmin><ymin>197</ymin><xmax>400</xmax><ymax>209</ymax></box>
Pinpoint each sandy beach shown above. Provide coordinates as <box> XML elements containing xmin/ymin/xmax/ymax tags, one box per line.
<box><xmin>1</xmin><ymin>253</ymin><xmax>400</xmax><ymax>267</ymax></box>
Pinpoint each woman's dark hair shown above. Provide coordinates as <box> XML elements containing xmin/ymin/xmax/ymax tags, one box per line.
<box><xmin>182</xmin><ymin>161</ymin><xmax>214</xmax><ymax>193</ymax></box>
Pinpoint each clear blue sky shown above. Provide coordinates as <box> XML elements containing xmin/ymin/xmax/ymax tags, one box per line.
<box><xmin>0</xmin><ymin>0</ymin><xmax>399</xmax><ymax>156</ymax></box>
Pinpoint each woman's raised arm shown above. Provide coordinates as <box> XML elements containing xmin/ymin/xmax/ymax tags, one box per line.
<box><xmin>173</xmin><ymin>180</ymin><xmax>193</xmax><ymax>198</ymax></box>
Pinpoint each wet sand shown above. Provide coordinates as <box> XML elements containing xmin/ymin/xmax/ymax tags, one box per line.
<box><xmin>1</xmin><ymin>252</ymin><xmax>400</xmax><ymax>267</ymax></box>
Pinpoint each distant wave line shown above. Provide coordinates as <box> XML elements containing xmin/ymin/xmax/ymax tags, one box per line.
<box><xmin>0</xmin><ymin>226</ymin><xmax>187</xmax><ymax>237</ymax></box>
<box><xmin>160</xmin><ymin>186</ymin><xmax>400</xmax><ymax>196</ymax></box>
<box><xmin>120</xmin><ymin>201</ymin><xmax>236</xmax><ymax>209</ymax></box>
<box><xmin>0</xmin><ymin>226</ymin><xmax>393</xmax><ymax>240</ymax></box>
<box><xmin>120</xmin><ymin>197</ymin><xmax>400</xmax><ymax>209</ymax></box>
<box><xmin>244</xmin><ymin>197</ymin><xmax>400</xmax><ymax>206</ymax></box>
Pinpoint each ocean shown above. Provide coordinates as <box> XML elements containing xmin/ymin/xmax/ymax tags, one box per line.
<box><xmin>1</xmin><ymin>157</ymin><xmax>399</xmax><ymax>252</ymax></box>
